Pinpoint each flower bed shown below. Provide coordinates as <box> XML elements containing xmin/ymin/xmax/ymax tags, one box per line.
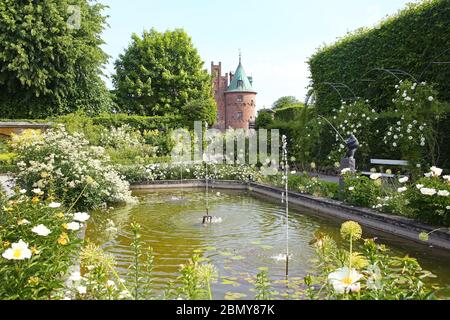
<box><xmin>9</xmin><ymin>126</ymin><xmax>135</xmax><ymax>211</ymax></box>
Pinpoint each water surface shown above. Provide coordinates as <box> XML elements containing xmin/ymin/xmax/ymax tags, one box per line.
<box><xmin>85</xmin><ymin>188</ymin><xmax>450</xmax><ymax>299</ymax></box>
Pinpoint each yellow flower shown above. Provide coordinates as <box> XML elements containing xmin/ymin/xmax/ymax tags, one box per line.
<box><xmin>340</xmin><ymin>221</ymin><xmax>363</xmax><ymax>241</ymax></box>
<box><xmin>58</xmin><ymin>233</ymin><xmax>70</xmax><ymax>246</ymax></box>
<box><xmin>3</xmin><ymin>241</ymin><xmax>11</xmax><ymax>248</ymax></box>
<box><xmin>373</xmin><ymin>179</ymin><xmax>382</xmax><ymax>187</ymax></box>
<box><xmin>31</xmin><ymin>197</ymin><xmax>40</xmax><ymax>204</ymax></box>
<box><xmin>4</xmin><ymin>207</ymin><xmax>13</xmax><ymax>213</ymax></box>
<box><xmin>31</xmin><ymin>246</ymin><xmax>40</xmax><ymax>255</ymax></box>
<box><xmin>85</xmin><ymin>176</ymin><xmax>95</xmax><ymax>186</ymax></box>
<box><xmin>385</xmin><ymin>169</ymin><xmax>392</xmax><ymax>175</ymax></box>
<box><xmin>28</xmin><ymin>276</ymin><xmax>40</xmax><ymax>287</ymax></box>
<box><xmin>40</xmin><ymin>172</ymin><xmax>49</xmax><ymax>178</ymax></box>
<box><xmin>56</xmin><ymin>212</ymin><xmax>65</xmax><ymax>219</ymax></box>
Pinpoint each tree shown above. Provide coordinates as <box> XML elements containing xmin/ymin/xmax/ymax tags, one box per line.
<box><xmin>255</xmin><ymin>109</ymin><xmax>274</xmax><ymax>129</ymax></box>
<box><xmin>272</xmin><ymin>96</ymin><xmax>300</xmax><ymax>110</ymax></box>
<box><xmin>0</xmin><ymin>0</ymin><xmax>112</xmax><ymax>118</ymax></box>
<box><xmin>181</xmin><ymin>98</ymin><xmax>217</xmax><ymax>129</ymax></box>
<box><xmin>113</xmin><ymin>28</ymin><xmax>214</xmax><ymax>116</ymax></box>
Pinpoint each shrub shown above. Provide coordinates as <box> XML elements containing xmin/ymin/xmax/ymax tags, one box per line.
<box><xmin>0</xmin><ymin>192</ymin><xmax>82</xmax><ymax>299</ymax></box>
<box><xmin>341</xmin><ymin>173</ymin><xmax>383</xmax><ymax>208</ymax></box>
<box><xmin>305</xmin><ymin>221</ymin><xmax>441</xmax><ymax>300</ymax></box>
<box><xmin>406</xmin><ymin>173</ymin><xmax>450</xmax><ymax>226</ymax></box>
<box><xmin>9</xmin><ymin>127</ymin><xmax>135</xmax><ymax>211</ymax></box>
<box><xmin>117</xmin><ymin>163</ymin><xmax>262</xmax><ymax>184</ymax></box>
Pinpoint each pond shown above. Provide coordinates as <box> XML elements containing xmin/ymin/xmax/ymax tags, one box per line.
<box><xmin>85</xmin><ymin>188</ymin><xmax>450</xmax><ymax>299</ymax></box>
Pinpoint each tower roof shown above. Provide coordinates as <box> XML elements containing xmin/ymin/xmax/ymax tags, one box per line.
<box><xmin>226</xmin><ymin>58</ymin><xmax>256</xmax><ymax>93</ymax></box>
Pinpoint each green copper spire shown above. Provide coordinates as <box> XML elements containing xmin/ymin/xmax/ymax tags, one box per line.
<box><xmin>226</xmin><ymin>55</ymin><xmax>256</xmax><ymax>93</ymax></box>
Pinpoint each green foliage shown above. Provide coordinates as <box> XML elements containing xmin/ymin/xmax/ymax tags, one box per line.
<box><xmin>0</xmin><ymin>0</ymin><xmax>113</xmax><ymax>118</ymax></box>
<box><xmin>305</xmin><ymin>222</ymin><xmax>440</xmax><ymax>300</ymax></box>
<box><xmin>341</xmin><ymin>174</ymin><xmax>383</xmax><ymax>208</ymax></box>
<box><xmin>127</xmin><ymin>223</ymin><xmax>154</xmax><ymax>300</ymax></box>
<box><xmin>272</xmin><ymin>96</ymin><xmax>300</xmax><ymax>110</ymax></box>
<box><xmin>262</xmin><ymin>173</ymin><xmax>339</xmax><ymax>199</ymax></box>
<box><xmin>9</xmin><ymin>126</ymin><xmax>135</xmax><ymax>211</ymax></box>
<box><xmin>181</xmin><ymin>98</ymin><xmax>218</xmax><ymax>128</ymax></box>
<box><xmin>255</xmin><ymin>110</ymin><xmax>274</xmax><ymax>129</ymax></box>
<box><xmin>406</xmin><ymin>176</ymin><xmax>450</xmax><ymax>226</ymax></box>
<box><xmin>113</xmin><ymin>28</ymin><xmax>214</xmax><ymax>116</ymax></box>
<box><xmin>0</xmin><ymin>193</ymin><xmax>81</xmax><ymax>300</ymax></box>
<box><xmin>254</xmin><ymin>269</ymin><xmax>273</xmax><ymax>300</ymax></box>
<box><xmin>55</xmin><ymin>112</ymin><xmax>177</xmax><ymax>160</ymax></box>
<box><xmin>274</xmin><ymin>104</ymin><xmax>304</xmax><ymax>122</ymax></box>
<box><xmin>308</xmin><ymin>0</ymin><xmax>450</xmax><ymax>166</ymax></box>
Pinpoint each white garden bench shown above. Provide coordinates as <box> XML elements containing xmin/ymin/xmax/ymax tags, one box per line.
<box><xmin>361</xmin><ymin>159</ymin><xmax>409</xmax><ymax>178</ymax></box>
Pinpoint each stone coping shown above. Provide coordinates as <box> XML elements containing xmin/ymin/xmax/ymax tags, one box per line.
<box><xmin>0</xmin><ymin>122</ymin><xmax>52</xmax><ymax>128</ymax></box>
<box><xmin>131</xmin><ymin>180</ymin><xmax>450</xmax><ymax>251</ymax></box>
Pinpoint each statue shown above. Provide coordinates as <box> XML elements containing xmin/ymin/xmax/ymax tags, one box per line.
<box><xmin>345</xmin><ymin>134</ymin><xmax>359</xmax><ymax>159</ymax></box>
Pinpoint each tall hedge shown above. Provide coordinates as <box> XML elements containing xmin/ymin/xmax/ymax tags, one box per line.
<box><xmin>308</xmin><ymin>0</ymin><xmax>450</xmax><ymax>113</ymax></box>
<box><xmin>308</xmin><ymin>0</ymin><xmax>450</xmax><ymax>167</ymax></box>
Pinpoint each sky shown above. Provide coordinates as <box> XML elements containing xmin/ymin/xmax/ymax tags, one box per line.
<box><xmin>100</xmin><ymin>0</ymin><xmax>414</xmax><ymax>109</ymax></box>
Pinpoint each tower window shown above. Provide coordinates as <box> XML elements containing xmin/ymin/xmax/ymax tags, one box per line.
<box><xmin>236</xmin><ymin>112</ymin><xmax>243</xmax><ymax>120</ymax></box>
<box><xmin>237</xmin><ymin>80</ymin><xmax>243</xmax><ymax>88</ymax></box>
<box><xmin>237</xmin><ymin>95</ymin><xmax>243</xmax><ymax>102</ymax></box>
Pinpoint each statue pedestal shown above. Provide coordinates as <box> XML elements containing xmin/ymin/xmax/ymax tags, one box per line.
<box><xmin>339</xmin><ymin>158</ymin><xmax>356</xmax><ymax>187</ymax></box>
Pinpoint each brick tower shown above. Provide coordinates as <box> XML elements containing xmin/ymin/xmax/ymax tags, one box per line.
<box><xmin>211</xmin><ymin>55</ymin><xmax>257</xmax><ymax>130</ymax></box>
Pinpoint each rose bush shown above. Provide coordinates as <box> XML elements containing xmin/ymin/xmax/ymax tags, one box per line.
<box><xmin>9</xmin><ymin>127</ymin><xmax>135</xmax><ymax>211</ymax></box>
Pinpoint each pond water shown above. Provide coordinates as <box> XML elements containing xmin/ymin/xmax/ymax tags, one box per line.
<box><xmin>85</xmin><ymin>188</ymin><xmax>450</xmax><ymax>299</ymax></box>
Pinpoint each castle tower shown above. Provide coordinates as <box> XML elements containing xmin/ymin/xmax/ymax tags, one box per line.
<box><xmin>211</xmin><ymin>55</ymin><xmax>257</xmax><ymax>130</ymax></box>
<box><xmin>211</xmin><ymin>62</ymin><xmax>228</xmax><ymax>130</ymax></box>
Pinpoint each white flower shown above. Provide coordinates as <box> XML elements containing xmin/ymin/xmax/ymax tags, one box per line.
<box><xmin>106</xmin><ymin>280</ymin><xmax>116</xmax><ymax>287</ymax></box>
<box><xmin>32</xmin><ymin>188</ymin><xmax>42</xmax><ymax>194</ymax></box>
<box><xmin>69</xmin><ymin>271</ymin><xmax>82</xmax><ymax>282</ymax></box>
<box><xmin>77</xmin><ymin>286</ymin><xmax>87</xmax><ymax>295</ymax></box>
<box><xmin>428</xmin><ymin>96</ymin><xmax>434</xmax><ymax>102</ymax></box>
<box><xmin>420</xmin><ymin>188</ymin><xmax>437</xmax><ymax>196</ymax></box>
<box><xmin>437</xmin><ymin>190</ymin><xmax>449</xmax><ymax>197</ymax></box>
<box><xmin>348</xmin><ymin>187</ymin><xmax>355</xmax><ymax>191</ymax></box>
<box><xmin>443</xmin><ymin>175</ymin><xmax>450</xmax><ymax>181</ymax></box>
<box><xmin>392</xmin><ymin>142</ymin><xmax>397</xmax><ymax>147</ymax></box>
<box><xmin>447</xmin><ymin>206</ymin><xmax>450</xmax><ymax>210</ymax></box>
<box><xmin>399</xmin><ymin>177</ymin><xmax>409</xmax><ymax>183</ymax></box>
<box><xmin>48</xmin><ymin>202</ymin><xmax>62</xmax><ymax>209</ymax></box>
<box><xmin>341</xmin><ymin>168</ymin><xmax>351</xmax><ymax>175</ymax></box>
<box><xmin>2</xmin><ymin>240</ymin><xmax>32</xmax><ymax>260</ymax></box>
<box><xmin>398</xmin><ymin>187</ymin><xmax>407</xmax><ymax>193</ymax></box>
<box><xmin>19</xmin><ymin>189</ymin><xmax>27</xmax><ymax>194</ymax></box>
<box><xmin>416</xmin><ymin>184</ymin><xmax>424</xmax><ymax>189</ymax></box>
<box><xmin>65</xmin><ymin>222</ymin><xmax>81</xmax><ymax>231</ymax></box>
<box><xmin>73</xmin><ymin>212</ymin><xmax>90</xmax><ymax>223</ymax></box>
<box><xmin>430</xmin><ymin>166</ymin><xmax>443</xmax><ymax>177</ymax></box>
<box><xmin>32</xmin><ymin>224</ymin><xmax>52</xmax><ymax>237</ymax></box>
<box><xmin>370</xmin><ymin>173</ymin><xmax>382</xmax><ymax>180</ymax></box>
<box><xmin>328</xmin><ymin>267</ymin><xmax>363</xmax><ymax>294</ymax></box>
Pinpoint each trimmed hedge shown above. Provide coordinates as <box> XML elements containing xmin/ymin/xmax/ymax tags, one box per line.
<box><xmin>274</xmin><ymin>104</ymin><xmax>304</xmax><ymax>122</ymax></box>
<box><xmin>308</xmin><ymin>0</ymin><xmax>450</xmax><ymax>167</ymax></box>
<box><xmin>90</xmin><ymin>114</ymin><xmax>181</xmax><ymax>131</ymax></box>
<box><xmin>309</xmin><ymin>0</ymin><xmax>450</xmax><ymax>113</ymax></box>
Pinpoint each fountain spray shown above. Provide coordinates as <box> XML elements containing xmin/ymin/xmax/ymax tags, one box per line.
<box><xmin>203</xmin><ymin>121</ymin><xmax>212</xmax><ymax>224</ymax></box>
<box><xmin>282</xmin><ymin>135</ymin><xmax>289</xmax><ymax>278</ymax></box>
